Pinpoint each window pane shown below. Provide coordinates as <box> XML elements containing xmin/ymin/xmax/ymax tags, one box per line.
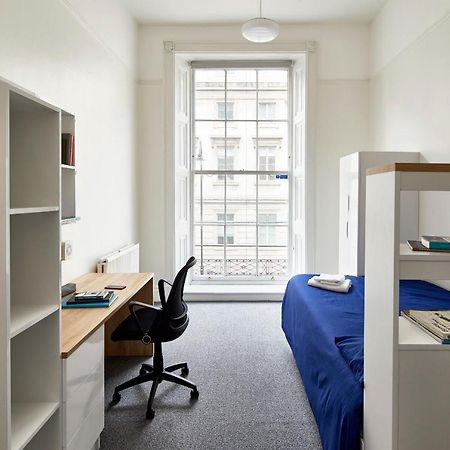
<box><xmin>194</xmin><ymin>248</ymin><xmax>225</xmax><ymax>277</ymax></box>
<box><xmin>194</xmin><ymin>174</ymin><xmax>224</xmax><ymax>223</ymax></box>
<box><xmin>195</xmin><ymin>69</ymin><xmax>225</xmax><ymax>89</ymax></box>
<box><xmin>258</xmin><ymin>176</ymin><xmax>289</xmax><ymax>224</ymax></box>
<box><xmin>226</xmin><ymin>251</ymin><xmax>257</xmax><ymax>276</ymax></box>
<box><xmin>258</xmin><ymin>70</ymin><xmax>288</xmax><ymax>90</ymax></box>
<box><xmin>258</xmin><ymin>246</ymin><xmax>288</xmax><ymax>277</ymax></box>
<box><xmin>194</xmin><ymin>121</ymin><xmax>225</xmax><ymax>170</ymax></box>
<box><xmin>227</xmin><ymin>225</ymin><xmax>255</xmax><ymax>246</ymax></box>
<box><xmin>227</xmin><ymin>69</ymin><xmax>256</xmax><ymax>90</ymax></box>
<box><xmin>194</xmin><ymin>225</ymin><xmax>224</xmax><ymax>276</ymax></box>
<box><xmin>226</xmin><ymin>174</ymin><xmax>257</xmax><ymax>223</ymax></box>
<box><xmin>217</xmin><ymin>101</ymin><xmax>234</xmax><ymax>120</ymax></box>
<box><xmin>258</xmin><ymin>122</ymin><xmax>288</xmax><ymax>170</ymax></box>
<box><xmin>258</xmin><ymin>91</ymin><xmax>288</xmax><ymax>120</ymax></box>
<box><xmin>258</xmin><ymin>223</ymin><xmax>289</xmax><ymax>277</ymax></box>
<box><xmin>227</xmin><ymin>121</ymin><xmax>257</xmax><ymax>171</ymax></box>
<box><xmin>258</xmin><ymin>175</ymin><xmax>289</xmax><ymax>206</ymax></box>
<box><xmin>227</xmin><ymin>90</ymin><xmax>256</xmax><ymax>120</ymax></box>
<box><xmin>194</xmin><ymin>70</ymin><xmax>225</xmax><ymax>120</ymax></box>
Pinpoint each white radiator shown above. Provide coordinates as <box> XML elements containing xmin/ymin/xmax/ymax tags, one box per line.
<box><xmin>97</xmin><ymin>243</ymin><xmax>140</xmax><ymax>273</ymax></box>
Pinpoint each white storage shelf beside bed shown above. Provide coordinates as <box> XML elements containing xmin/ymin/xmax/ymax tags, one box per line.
<box><xmin>364</xmin><ymin>163</ymin><xmax>450</xmax><ymax>450</ymax></box>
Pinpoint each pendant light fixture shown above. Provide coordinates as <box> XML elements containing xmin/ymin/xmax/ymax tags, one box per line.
<box><xmin>241</xmin><ymin>0</ymin><xmax>279</xmax><ymax>43</ymax></box>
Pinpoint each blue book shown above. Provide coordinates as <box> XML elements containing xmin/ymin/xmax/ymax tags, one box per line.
<box><xmin>421</xmin><ymin>235</ymin><xmax>450</xmax><ymax>250</ymax></box>
<box><xmin>62</xmin><ymin>292</ymin><xmax>117</xmax><ymax>309</ymax></box>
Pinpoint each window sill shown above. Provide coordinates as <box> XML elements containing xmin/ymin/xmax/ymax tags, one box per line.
<box><xmin>184</xmin><ymin>283</ymin><xmax>286</xmax><ymax>301</ymax></box>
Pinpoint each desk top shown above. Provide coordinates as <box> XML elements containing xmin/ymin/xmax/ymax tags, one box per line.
<box><xmin>61</xmin><ymin>272</ymin><xmax>153</xmax><ymax>358</ymax></box>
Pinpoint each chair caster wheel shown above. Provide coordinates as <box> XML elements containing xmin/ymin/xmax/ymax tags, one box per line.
<box><xmin>181</xmin><ymin>367</ymin><xmax>189</xmax><ymax>376</ymax></box>
<box><xmin>146</xmin><ymin>409</ymin><xmax>155</xmax><ymax>420</ymax></box>
<box><xmin>190</xmin><ymin>389</ymin><xmax>199</xmax><ymax>399</ymax></box>
<box><xmin>112</xmin><ymin>392</ymin><xmax>121</xmax><ymax>404</ymax></box>
<box><xmin>139</xmin><ymin>368</ymin><xmax>147</xmax><ymax>376</ymax></box>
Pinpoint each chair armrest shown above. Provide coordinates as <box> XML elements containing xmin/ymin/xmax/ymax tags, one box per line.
<box><xmin>128</xmin><ymin>301</ymin><xmax>161</xmax><ymax>341</ymax></box>
<box><xmin>158</xmin><ymin>279</ymin><xmax>172</xmax><ymax>307</ymax></box>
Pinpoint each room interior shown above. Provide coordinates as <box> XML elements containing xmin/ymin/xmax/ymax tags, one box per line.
<box><xmin>1</xmin><ymin>0</ymin><xmax>450</xmax><ymax>449</ymax></box>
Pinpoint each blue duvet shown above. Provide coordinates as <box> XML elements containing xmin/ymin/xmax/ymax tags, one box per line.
<box><xmin>281</xmin><ymin>275</ymin><xmax>450</xmax><ymax>450</ymax></box>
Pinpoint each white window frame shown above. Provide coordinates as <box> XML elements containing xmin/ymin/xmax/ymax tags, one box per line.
<box><xmin>164</xmin><ymin>42</ymin><xmax>317</xmax><ymax>287</ymax></box>
<box><xmin>190</xmin><ymin>63</ymin><xmax>292</xmax><ymax>283</ymax></box>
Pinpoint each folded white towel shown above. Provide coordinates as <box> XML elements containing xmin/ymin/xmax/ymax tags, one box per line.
<box><xmin>312</xmin><ymin>277</ymin><xmax>344</xmax><ymax>287</ymax></box>
<box><xmin>308</xmin><ymin>277</ymin><xmax>352</xmax><ymax>293</ymax></box>
<box><xmin>315</xmin><ymin>273</ymin><xmax>346</xmax><ymax>284</ymax></box>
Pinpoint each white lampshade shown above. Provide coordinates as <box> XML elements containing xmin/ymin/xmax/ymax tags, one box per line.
<box><xmin>241</xmin><ymin>17</ymin><xmax>279</xmax><ymax>43</ymax></box>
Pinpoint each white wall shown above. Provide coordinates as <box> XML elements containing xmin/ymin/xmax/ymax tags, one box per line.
<box><xmin>138</xmin><ymin>23</ymin><xmax>370</xmax><ymax>279</ymax></box>
<box><xmin>370</xmin><ymin>0</ymin><xmax>450</xmax><ymax>287</ymax></box>
<box><xmin>0</xmin><ymin>0</ymin><xmax>137</xmax><ymax>283</ymax></box>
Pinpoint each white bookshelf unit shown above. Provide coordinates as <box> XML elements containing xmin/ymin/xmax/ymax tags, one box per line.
<box><xmin>0</xmin><ymin>81</ymin><xmax>63</xmax><ymax>449</ymax></box>
<box><xmin>364</xmin><ymin>163</ymin><xmax>450</xmax><ymax>450</ymax></box>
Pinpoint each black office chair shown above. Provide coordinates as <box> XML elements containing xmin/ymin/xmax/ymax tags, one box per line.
<box><xmin>110</xmin><ymin>257</ymin><xmax>199</xmax><ymax>419</ymax></box>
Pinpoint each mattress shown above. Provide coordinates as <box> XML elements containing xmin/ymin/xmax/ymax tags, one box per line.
<box><xmin>281</xmin><ymin>275</ymin><xmax>450</xmax><ymax>450</ymax></box>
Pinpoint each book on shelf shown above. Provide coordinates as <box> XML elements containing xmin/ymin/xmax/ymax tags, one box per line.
<box><xmin>62</xmin><ymin>291</ymin><xmax>117</xmax><ymax>308</ymax></box>
<box><xmin>406</xmin><ymin>240</ymin><xmax>450</xmax><ymax>253</ymax></box>
<box><xmin>61</xmin><ymin>133</ymin><xmax>75</xmax><ymax>166</ymax></box>
<box><xmin>401</xmin><ymin>309</ymin><xmax>450</xmax><ymax>344</ymax></box>
<box><xmin>421</xmin><ymin>235</ymin><xmax>450</xmax><ymax>250</ymax></box>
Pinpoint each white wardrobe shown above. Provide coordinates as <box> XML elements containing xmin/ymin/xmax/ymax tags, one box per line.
<box><xmin>339</xmin><ymin>151</ymin><xmax>420</xmax><ymax>276</ymax></box>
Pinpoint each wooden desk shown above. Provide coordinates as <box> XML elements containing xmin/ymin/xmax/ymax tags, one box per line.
<box><xmin>61</xmin><ymin>272</ymin><xmax>154</xmax><ymax>358</ymax></box>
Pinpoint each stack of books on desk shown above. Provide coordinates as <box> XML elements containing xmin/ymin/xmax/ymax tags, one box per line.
<box><xmin>62</xmin><ymin>290</ymin><xmax>117</xmax><ymax>309</ymax></box>
<box><xmin>402</xmin><ymin>309</ymin><xmax>450</xmax><ymax>344</ymax></box>
<box><xmin>406</xmin><ymin>235</ymin><xmax>450</xmax><ymax>253</ymax></box>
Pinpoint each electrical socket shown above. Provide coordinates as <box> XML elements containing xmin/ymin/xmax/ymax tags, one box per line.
<box><xmin>61</xmin><ymin>240</ymin><xmax>73</xmax><ymax>261</ymax></box>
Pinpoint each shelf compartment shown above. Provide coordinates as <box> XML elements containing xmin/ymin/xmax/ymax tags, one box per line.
<box><xmin>11</xmin><ymin>314</ymin><xmax>60</xmax><ymax>441</ymax></box>
<box><xmin>9</xmin><ymin>206</ymin><xmax>59</xmax><ymax>215</ymax></box>
<box><xmin>10</xmin><ymin>305</ymin><xmax>59</xmax><ymax>339</ymax></box>
<box><xmin>399</xmin><ymin>244</ymin><xmax>450</xmax><ymax>279</ymax></box>
<box><xmin>400</xmin><ymin>243</ymin><xmax>450</xmax><ymax>261</ymax></box>
<box><xmin>398</xmin><ymin>316</ymin><xmax>450</xmax><ymax>350</ymax></box>
<box><xmin>9</xmin><ymin>91</ymin><xmax>60</xmax><ymax>209</ymax></box>
<box><xmin>11</xmin><ymin>402</ymin><xmax>59</xmax><ymax>450</ymax></box>
<box><xmin>61</xmin><ymin>168</ymin><xmax>76</xmax><ymax>220</ymax></box>
<box><xmin>10</xmin><ymin>212</ymin><xmax>60</xmax><ymax>312</ymax></box>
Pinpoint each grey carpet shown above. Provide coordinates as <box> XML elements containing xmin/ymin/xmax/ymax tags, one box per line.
<box><xmin>102</xmin><ymin>302</ymin><xmax>322</xmax><ymax>450</ymax></box>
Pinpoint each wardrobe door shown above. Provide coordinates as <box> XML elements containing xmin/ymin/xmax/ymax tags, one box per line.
<box><xmin>339</xmin><ymin>153</ymin><xmax>359</xmax><ymax>276</ymax></box>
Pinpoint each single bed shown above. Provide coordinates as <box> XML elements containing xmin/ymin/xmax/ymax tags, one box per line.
<box><xmin>281</xmin><ymin>275</ymin><xmax>450</xmax><ymax>450</ymax></box>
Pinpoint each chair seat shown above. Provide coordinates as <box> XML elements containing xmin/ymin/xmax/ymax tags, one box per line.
<box><xmin>111</xmin><ymin>307</ymin><xmax>160</xmax><ymax>342</ymax></box>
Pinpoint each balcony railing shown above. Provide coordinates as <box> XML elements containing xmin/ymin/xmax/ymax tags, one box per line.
<box><xmin>195</xmin><ymin>258</ymin><xmax>288</xmax><ymax>277</ymax></box>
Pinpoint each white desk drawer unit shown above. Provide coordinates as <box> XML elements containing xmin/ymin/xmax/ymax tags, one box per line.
<box><xmin>62</xmin><ymin>326</ymin><xmax>104</xmax><ymax>450</ymax></box>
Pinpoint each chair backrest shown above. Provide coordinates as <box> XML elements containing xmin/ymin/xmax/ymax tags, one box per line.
<box><xmin>163</xmin><ymin>256</ymin><xmax>196</xmax><ymax>323</ymax></box>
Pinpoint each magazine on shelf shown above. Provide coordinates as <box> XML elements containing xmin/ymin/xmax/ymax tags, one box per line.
<box><xmin>401</xmin><ymin>309</ymin><xmax>450</xmax><ymax>344</ymax></box>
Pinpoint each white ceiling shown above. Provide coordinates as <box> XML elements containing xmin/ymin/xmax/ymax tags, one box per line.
<box><xmin>119</xmin><ymin>0</ymin><xmax>386</xmax><ymax>25</ymax></box>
